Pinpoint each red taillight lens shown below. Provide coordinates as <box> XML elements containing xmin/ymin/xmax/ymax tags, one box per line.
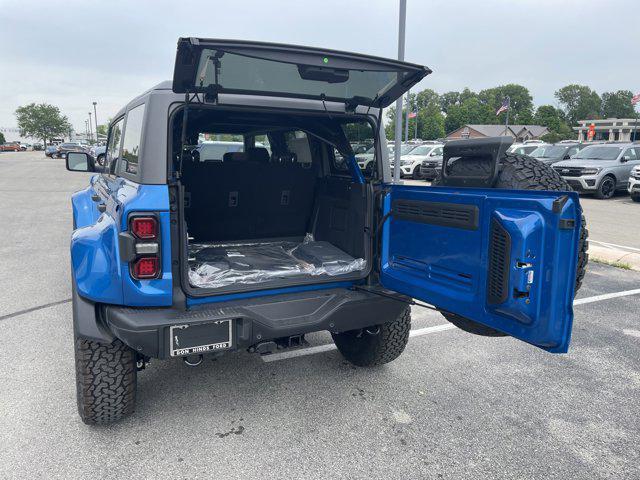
<box><xmin>131</xmin><ymin>217</ymin><xmax>157</xmax><ymax>239</ymax></box>
<box><xmin>133</xmin><ymin>257</ymin><xmax>159</xmax><ymax>279</ymax></box>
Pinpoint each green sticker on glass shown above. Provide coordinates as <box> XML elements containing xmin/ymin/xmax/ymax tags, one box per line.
<box><xmin>323</xmin><ymin>57</ymin><xmax>329</xmax><ymax>64</ymax></box>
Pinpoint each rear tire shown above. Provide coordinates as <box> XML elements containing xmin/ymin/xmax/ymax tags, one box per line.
<box><xmin>75</xmin><ymin>337</ymin><xmax>137</xmax><ymax>425</ymax></box>
<box><xmin>96</xmin><ymin>154</ymin><xmax>105</xmax><ymax>167</ymax></box>
<box><xmin>332</xmin><ymin>308</ymin><xmax>411</xmax><ymax>366</ymax></box>
<box><xmin>632</xmin><ymin>194</ymin><xmax>640</xmax><ymax>203</ymax></box>
<box><xmin>433</xmin><ymin>152</ymin><xmax>589</xmax><ymax>336</ymax></box>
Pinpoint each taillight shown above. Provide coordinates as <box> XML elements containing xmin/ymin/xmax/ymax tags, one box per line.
<box><xmin>128</xmin><ymin>214</ymin><xmax>161</xmax><ymax>280</ymax></box>
<box><xmin>133</xmin><ymin>257</ymin><xmax>159</xmax><ymax>279</ymax></box>
<box><xmin>131</xmin><ymin>217</ymin><xmax>157</xmax><ymax>239</ymax></box>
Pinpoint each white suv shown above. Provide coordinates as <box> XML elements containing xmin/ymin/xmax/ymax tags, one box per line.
<box><xmin>396</xmin><ymin>143</ymin><xmax>444</xmax><ymax>179</ymax></box>
<box><xmin>628</xmin><ymin>165</ymin><xmax>640</xmax><ymax>202</ymax></box>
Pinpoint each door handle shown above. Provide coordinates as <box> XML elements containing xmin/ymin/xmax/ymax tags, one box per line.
<box><xmin>97</xmin><ymin>203</ymin><xmax>107</xmax><ymax>213</ymax></box>
<box><xmin>91</xmin><ymin>194</ymin><xmax>101</xmax><ymax>202</ymax></box>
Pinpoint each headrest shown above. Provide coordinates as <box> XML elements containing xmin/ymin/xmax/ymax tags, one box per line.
<box><xmin>245</xmin><ymin>147</ymin><xmax>270</xmax><ymax>163</ymax></box>
<box><xmin>223</xmin><ymin>151</ymin><xmax>247</xmax><ymax>162</ymax></box>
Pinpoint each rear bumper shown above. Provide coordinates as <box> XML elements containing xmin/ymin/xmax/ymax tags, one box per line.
<box><xmin>99</xmin><ymin>287</ymin><xmax>408</xmax><ymax>359</ymax></box>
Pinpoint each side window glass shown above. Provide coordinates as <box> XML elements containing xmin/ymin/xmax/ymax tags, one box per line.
<box><xmin>105</xmin><ymin>118</ymin><xmax>124</xmax><ymax>173</ymax></box>
<box><xmin>627</xmin><ymin>148</ymin><xmax>638</xmax><ymax>160</ymax></box>
<box><xmin>284</xmin><ymin>130</ymin><xmax>312</xmax><ymax>165</ymax></box>
<box><xmin>339</xmin><ymin>121</ymin><xmax>375</xmax><ymax>177</ymax></box>
<box><xmin>120</xmin><ymin>104</ymin><xmax>145</xmax><ymax>175</ymax></box>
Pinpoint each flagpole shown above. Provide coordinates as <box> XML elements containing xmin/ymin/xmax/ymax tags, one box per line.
<box><xmin>503</xmin><ymin>96</ymin><xmax>510</xmax><ymax>137</ymax></box>
<box><xmin>404</xmin><ymin>91</ymin><xmax>410</xmax><ymax>142</ymax></box>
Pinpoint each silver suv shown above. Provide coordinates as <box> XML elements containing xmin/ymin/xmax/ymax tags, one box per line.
<box><xmin>553</xmin><ymin>143</ymin><xmax>640</xmax><ymax>199</ymax></box>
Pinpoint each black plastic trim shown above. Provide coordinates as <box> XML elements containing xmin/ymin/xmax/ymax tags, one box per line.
<box><xmin>391</xmin><ymin>199</ymin><xmax>479</xmax><ymax>230</ymax></box>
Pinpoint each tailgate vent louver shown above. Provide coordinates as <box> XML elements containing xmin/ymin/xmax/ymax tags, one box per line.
<box><xmin>392</xmin><ymin>200</ymin><xmax>479</xmax><ymax>230</ymax></box>
<box><xmin>487</xmin><ymin>219</ymin><xmax>511</xmax><ymax>305</ymax></box>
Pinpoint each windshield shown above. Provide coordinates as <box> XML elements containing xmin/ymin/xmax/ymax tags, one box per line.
<box><xmin>573</xmin><ymin>146</ymin><xmax>622</xmax><ymax>160</ymax></box>
<box><xmin>531</xmin><ymin>145</ymin><xmax>567</xmax><ymax>158</ymax></box>
<box><xmin>406</xmin><ymin>145</ymin><xmax>433</xmax><ymax>156</ymax></box>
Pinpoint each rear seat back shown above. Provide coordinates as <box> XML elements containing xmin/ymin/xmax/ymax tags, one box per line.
<box><xmin>182</xmin><ymin>154</ymin><xmax>317</xmax><ymax>242</ymax></box>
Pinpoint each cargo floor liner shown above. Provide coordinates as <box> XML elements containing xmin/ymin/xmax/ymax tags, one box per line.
<box><xmin>188</xmin><ymin>236</ymin><xmax>365</xmax><ymax>289</ymax></box>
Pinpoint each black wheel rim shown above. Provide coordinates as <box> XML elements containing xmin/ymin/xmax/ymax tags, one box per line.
<box><xmin>601</xmin><ymin>178</ymin><xmax>615</xmax><ymax>198</ymax></box>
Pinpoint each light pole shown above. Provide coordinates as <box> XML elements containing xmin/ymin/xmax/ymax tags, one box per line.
<box><xmin>393</xmin><ymin>0</ymin><xmax>407</xmax><ymax>184</ymax></box>
<box><xmin>88</xmin><ymin>112</ymin><xmax>93</xmax><ymax>145</ymax></box>
<box><xmin>92</xmin><ymin>102</ymin><xmax>98</xmax><ymax>144</ymax></box>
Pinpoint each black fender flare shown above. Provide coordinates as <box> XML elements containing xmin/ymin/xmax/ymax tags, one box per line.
<box><xmin>72</xmin><ymin>282</ymin><xmax>114</xmax><ymax>344</ymax></box>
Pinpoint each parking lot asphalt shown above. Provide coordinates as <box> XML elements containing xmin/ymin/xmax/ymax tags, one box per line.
<box><xmin>1</xmin><ymin>151</ymin><xmax>639</xmax><ymax>479</ymax></box>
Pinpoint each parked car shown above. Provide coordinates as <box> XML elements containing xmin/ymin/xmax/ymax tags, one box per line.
<box><xmin>56</xmin><ymin>142</ymin><xmax>86</xmax><ymax>159</ymax></box>
<box><xmin>395</xmin><ymin>143</ymin><xmax>444</xmax><ymax>179</ymax></box>
<box><xmin>90</xmin><ymin>145</ymin><xmax>107</xmax><ymax>167</ymax></box>
<box><xmin>45</xmin><ymin>145</ymin><xmax>58</xmax><ymax>157</ymax></box>
<box><xmin>529</xmin><ymin>143</ymin><xmax>586</xmax><ymax>165</ymax></box>
<box><xmin>553</xmin><ymin>143</ymin><xmax>640</xmax><ymax>199</ymax></box>
<box><xmin>508</xmin><ymin>143</ymin><xmax>543</xmax><ymax>155</ymax></box>
<box><xmin>417</xmin><ymin>145</ymin><xmax>445</xmax><ymax>180</ymax></box>
<box><xmin>32</xmin><ymin>143</ymin><xmax>44</xmax><ymax>151</ymax></box>
<box><xmin>64</xmin><ymin>38</ymin><xmax>586</xmax><ymax>425</ymax></box>
<box><xmin>0</xmin><ymin>142</ymin><xmax>21</xmax><ymax>152</ymax></box>
<box><xmin>628</xmin><ymin>165</ymin><xmax>640</xmax><ymax>202</ymax></box>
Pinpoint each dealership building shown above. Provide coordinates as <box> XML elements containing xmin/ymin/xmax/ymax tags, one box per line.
<box><xmin>575</xmin><ymin>118</ymin><xmax>640</xmax><ymax>142</ymax></box>
<box><xmin>446</xmin><ymin>124</ymin><xmax>549</xmax><ymax>142</ymax></box>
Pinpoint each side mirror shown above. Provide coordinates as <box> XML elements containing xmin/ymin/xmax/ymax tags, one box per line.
<box><xmin>621</xmin><ymin>156</ymin><xmax>630</xmax><ymax>163</ymax></box>
<box><xmin>66</xmin><ymin>152</ymin><xmax>95</xmax><ymax>172</ymax></box>
<box><xmin>564</xmin><ymin>154</ymin><xmax>571</xmax><ymax>160</ymax></box>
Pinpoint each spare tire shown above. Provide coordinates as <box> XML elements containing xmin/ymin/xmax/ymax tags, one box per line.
<box><xmin>433</xmin><ymin>152</ymin><xmax>589</xmax><ymax>336</ymax></box>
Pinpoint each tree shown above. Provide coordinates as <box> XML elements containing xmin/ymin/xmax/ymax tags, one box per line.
<box><xmin>96</xmin><ymin>123</ymin><xmax>109</xmax><ymax>138</ymax></box>
<box><xmin>417</xmin><ymin>102</ymin><xmax>445</xmax><ymax>140</ymax></box>
<box><xmin>14</xmin><ymin>103</ymin><xmax>71</xmax><ymax>147</ymax></box>
<box><xmin>444</xmin><ymin>96</ymin><xmax>494</xmax><ymax>133</ymax></box>
<box><xmin>555</xmin><ymin>85</ymin><xmax>601</xmax><ymax>125</ymax></box>
<box><xmin>478</xmin><ymin>84</ymin><xmax>534</xmax><ymax>125</ymax></box>
<box><xmin>534</xmin><ymin>105</ymin><xmax>574</xmax><ymax>141</ymax></box>
<box><xmin>0</xmin><ymin>132</ymin><xmax>5</xmax><ymax>144</ymax></box>
<box><xmin>601</xmin><ymin>90</ymin><xmax>635</xmax><ymax>118</ymax></box>
<box><xmin>439</xmin><ymin>91</ymin><xmax>460</xmax><ymax>114</ymax></box>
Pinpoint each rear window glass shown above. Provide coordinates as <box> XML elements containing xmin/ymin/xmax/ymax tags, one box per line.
<box><xmin>120</xmin><ymin>104</ymin><xmax>145</xmax><ymax>175</ymax></box>
<box><xmin>197</xmin><ymin>141</ymin><xmax>244</xmax><ymax>161</ymax></box>
<box><xmin>196</xmin><ymin>48</ymin><xmax>414</xmax><ymax>104</ymax></box>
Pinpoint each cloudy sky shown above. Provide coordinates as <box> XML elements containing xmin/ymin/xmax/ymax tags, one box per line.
<box><xmin>1</xmin><ymin>0</ymin><xmax>638</xmax><ymax>134</ymax></box>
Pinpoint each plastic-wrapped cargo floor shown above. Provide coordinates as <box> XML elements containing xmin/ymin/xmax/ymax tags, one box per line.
<box><xmin>188</xmin><ymin>235</ymin><xmax>366</xmax><ymax>289</ymax></box>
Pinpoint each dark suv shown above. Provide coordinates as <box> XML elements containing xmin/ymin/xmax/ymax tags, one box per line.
<box><xmin>65</xmin><ymin>38</ymin><xmax>586</xmax><ymax>425</ymax></box>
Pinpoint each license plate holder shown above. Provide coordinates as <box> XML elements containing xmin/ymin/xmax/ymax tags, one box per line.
<box><xmin>169</xmin><ymin>320</ymin><xmax>233</xmax><ymax>357</ymax></box>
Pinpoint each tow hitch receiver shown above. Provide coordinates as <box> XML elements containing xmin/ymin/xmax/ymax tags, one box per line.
<box><xmin>249</xmin><ymin>335</ymin><xmax>309</xmax><ymax>355</ymax></box>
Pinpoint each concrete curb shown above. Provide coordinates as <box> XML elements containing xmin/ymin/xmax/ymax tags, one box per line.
<box><xmin>589</xmin><ymin>244</ymin><xmax>640</xmax><ymax>271</ymax></box>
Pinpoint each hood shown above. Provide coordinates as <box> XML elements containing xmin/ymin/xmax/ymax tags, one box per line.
<box><xmin>553</xmin><ymin>159</ymin><xmax>613</xmax><ymax>168</ymax></box>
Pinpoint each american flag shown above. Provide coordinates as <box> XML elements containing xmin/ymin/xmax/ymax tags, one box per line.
<box><xmin>632</xmin><ymin>92</ymin><xmax>640</xmax><ymax>105</ymax></box>
<box><xmin>496</xmin><ymin>97</ymin><xmax>510</xmax><ymax>116</ymax></box>
<box><xmin>408</xmin><ymin>110</ymin><xmax>417</xmax><ymax>119</ymax></box>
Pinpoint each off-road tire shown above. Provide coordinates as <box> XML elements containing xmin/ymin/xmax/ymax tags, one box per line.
<box><xmin>332</xmin><ymin>307</ymin><xmax>411</xmax><ymax>367</ymax></box>
<box><xmin>75</xmin><ymin>338</ymin><xmax>137</xmax><ymax>425</ymax></box>
<box><xmin>433</xmin><ymin>152</ymin><xmax>589</xmax><ymax>336</ymax></box>
<box><xmin>594</xmin><ymin>174</ymin><xmax>616</xmax><ymax>199</ymax></box>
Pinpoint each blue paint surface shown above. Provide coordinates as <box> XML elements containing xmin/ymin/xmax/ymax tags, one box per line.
<box><xmin>380</xmin><ymin>184</ymin><xmax>581</xmax><ymax>353</ymax></box>
<box><xmin>71</xmin><ymin>178</ymin><xmax>172</xmax><ymax>306</ymax></box>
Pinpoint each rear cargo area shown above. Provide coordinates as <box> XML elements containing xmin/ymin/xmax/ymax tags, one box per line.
<box><xmin>177</xmin><ymin>109</ymin><xmax>373</xmax><ymax>293</ymax></box>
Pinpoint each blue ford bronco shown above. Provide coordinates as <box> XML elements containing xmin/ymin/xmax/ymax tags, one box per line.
<box><xmin>66</xmin><ymin>38</ymin><xmax>588</xmax><ymax>425</ymax></box>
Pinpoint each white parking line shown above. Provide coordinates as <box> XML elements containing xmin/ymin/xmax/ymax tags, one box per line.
<box><xmin>590</xmin><ymin>240</ymin><xmax>640</xmax><ymax>253</ymax></box>
<box><xmin>261</xmin><ymin>289</ymin><xmax>640</xmax><ymax>363</ymax></box>
<box><xmin>574</xmin><ymin>288</ymin><xmax>640</xmax><ymax>306</ymax></box>
<box><xmin>623</xmin><ymin>329</ymin><xmax>640</xmax><ymax>338</ymax></box>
